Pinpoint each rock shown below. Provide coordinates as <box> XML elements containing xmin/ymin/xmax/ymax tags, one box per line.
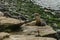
<box><xmin>21</xmin><ymin>20</ymin><xmax>56</xmax><ymax>38</ymax></box>
<box><xmin>0</xmin><ymin>17</ymin><xmax>24</xmax><ymax>25</ymax></box>
<box><xmin>0</xmin><ymin>17</ymin><xmax>24</xmax><ymax>32</ymax></box>
<box><xmin>3</xmin><ymin>35</ymin><xmax>56</xmax><ymax>40</ymax></box>
<box><xmin>0</xmin><ymin>32</ymin><xmax>10</xmax><ymax>40</ymax></box>
<box><xmin>38</xmin><ymin>25</ymin><xmax>56</xmax><ymax>36</ymax></box>
<box><xmin>22</xmin><ymin>25</ymin><xmax>56</xmax><ymax>36</ymax></box>
<box><xmin>22</xmin><ymin>20</ymin><xmax>46</xmax><ymax>26</ymax></box>
<box><xmin>0</xmin><ymin>11</ymin><xmax>4</xmax><ymax>17</ymax></box>
<box><xmin>21</xmin><ymin>13</ymin><xmax>56</xmax><ymax>38</ymax></box>
<box><xmin>22</xmin><ymin>21</ymin><xmax>36</xmax><ymax>26</ymax></box>
<box><xmin>22</xmin><ymin>26</ymin><xmax>37</xmax><ymax>35</ymax></box>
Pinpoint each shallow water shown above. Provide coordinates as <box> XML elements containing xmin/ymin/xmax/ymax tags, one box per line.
<box><xmin>31</xmin><ymin>0</ymin><xmax>60</xmax><ymax>10</ymax></box>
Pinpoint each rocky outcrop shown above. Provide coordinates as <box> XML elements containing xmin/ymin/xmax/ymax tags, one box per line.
<box><xmin>0</xmin><ymin>17</ymin><xmax>24</xmax><ymax>32</ymax></box>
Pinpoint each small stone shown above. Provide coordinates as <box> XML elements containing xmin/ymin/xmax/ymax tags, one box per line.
<box><xmin>0</xmin><ymin>11</ymin><xmax>4</xmax><ymax>17</ymax></box>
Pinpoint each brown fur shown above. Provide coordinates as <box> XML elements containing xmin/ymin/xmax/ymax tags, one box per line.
<box><xmin>34</xmin><ymin>13</ymin><xmax>42</xmax><ymax>26</ymax></box>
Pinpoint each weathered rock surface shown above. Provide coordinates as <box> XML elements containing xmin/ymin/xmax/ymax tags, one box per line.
<box><xmin>22</xmin><ymin>25</ymin><xmax>56</xmax><ymax>36</ymax></box>
<box><xmin>21</xmin><ymin>20</ymin><xmax>56</xmax><ymax>38</ymax></box>
<box><xmin>0</xmin><ymin>17</ymin><xmax>24</xmax><ymax>25</ymax></box>
<box><xmin>0</xmin><ymin>17</ymin><xmax>24</xmax><ymax>32</ymax></box>
<box><xmin>3</xmin><ymin>35</ymin><xmax>56</xmax><ymax>40</ymax></box>
<box><xmin>0</xmin><ymin>32</ymin><xmax>10</xmax><ymax>40</ymax></box>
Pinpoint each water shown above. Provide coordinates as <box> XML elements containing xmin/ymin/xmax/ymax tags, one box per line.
<box><xmin>31</xmin><ymin>0</ymin><xmax>60</xmax><ymax>10</ymax></box>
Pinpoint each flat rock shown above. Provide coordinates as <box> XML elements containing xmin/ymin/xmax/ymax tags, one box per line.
<box><xmin>0</xmin><ymin>17</ymin><xmax>25</xmax><ymax>32</ymax></box>
<box><xmin>3</xmin><ymin>35</ymin><xmax>56</xmax><ymax>40</ymax></box>
<box><xmin>22</xmin><ymin>21</ymin><xmax>36</xmax><ymax>26</ymax></box>
<box><xmin>21</xmin><ymin>21</ymin><xmax>56</xmax><ymax>36</ymax></box>
<box><xmin>0</xmin><ymin>17</ymin><xmax>24</xmax><ymax>25</ymax></box>
<box><xmin>22</xmin><ymin>25</ymin><xmax>56</xmax><ymax>36</ymax></box>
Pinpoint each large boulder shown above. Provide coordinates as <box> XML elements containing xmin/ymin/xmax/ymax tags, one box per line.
<box><xmin>0</xmin><ymin>17</ymin><xmax>24</xmax><ymax>32</ymax></box>
<box><xmin>21</xmin><ymin>20</ymin><xmax>56</xmax><ymax>38</ymax></box>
